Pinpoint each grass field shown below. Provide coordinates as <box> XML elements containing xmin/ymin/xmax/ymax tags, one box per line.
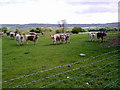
<box><xmin>2</xmin><ymin>31</ymin><xmax>120</xmax><ymax>88</ymax></box>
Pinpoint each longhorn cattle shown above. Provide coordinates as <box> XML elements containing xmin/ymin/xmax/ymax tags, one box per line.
<box><xmin>24</xmin><ymin>34</ymin><xmax>39</xmax><ymax>45</ymax></box>
<box><xmin>97</xmin><ymin>31</ymin><xmax>107</xmax><ymax>41</ymax></box>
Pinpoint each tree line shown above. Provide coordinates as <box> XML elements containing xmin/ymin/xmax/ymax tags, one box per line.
<box><xmin>0</xmin><ymin>26</ymin><xmax>119</xmax><ymax>34</ymax></box>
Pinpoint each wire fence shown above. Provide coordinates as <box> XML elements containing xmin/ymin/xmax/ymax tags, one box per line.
<box><xmin>1</xmin><ymin>49</ymin><xmax>120</xmax><ymax>84</ymax></box>
<box><xmin>12</xmin><ymin>53</ymin><xmax>120</xmax><ymax>88</ymax></box>
<box><xmin>103</xmin><ymin>79</ymin><xmax>119</xmax><ymax>88</ymax></box>
<box><xmin>78</xmin><ymin>70</ymin><xmax>118</xmax><ymax>88</ymax></box>
<box><xmin>40</xmin><ymin>59</ymin><xmax>119</xmax><ymax>88</ymax></box>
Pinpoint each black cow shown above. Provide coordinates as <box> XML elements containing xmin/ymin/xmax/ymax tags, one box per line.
<box><xmin>97</xmin><ymin>31</ymin><xmax>107</xmax><ymax>41</ymax></box>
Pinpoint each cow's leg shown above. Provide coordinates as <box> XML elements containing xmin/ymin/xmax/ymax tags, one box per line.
<box><xmin>21</xmin><ymin>40</ymin><xmax>24</xmax><ymax>46</ymax></box>
<box><xmin>26</xmin><ymin>40</ymin><xmax>28</xmax><ymax>44</ymax></box>
<box><xmin>101</xmin><ymin>37</ymin><xmax>104</xmax><ymax>41</ymax></box>
<box><xmin>34</xmin><ymin>40</ymin><xmax>37</xmax><ymax>45</ymax></box>
<box><xmin>53</xmin><ymin>39</ymin><xmax>56</xmax><ymax>45</ymax></box>
<box><xmin>90</xmin><ymin>36</ymin><xmax>92</xmax><ymax>41</ymax></box>
<box><xmin>103</xmin><ymin>36</ymin><xmax>106</xmax><ymax>41</ymax></box>
<box><xmin>62</xmin><ymin>39</ymin><xmax>65</xmax><ymax>44</ymax></box>
<box><xmin>16</xmin><ymin>41</ymin><xmax>19</xmax><ymax>45</ymax></box>
<box><xmin>54</xmin><ymin>41</ymin><xmax>56</xmax><ymax>45</ymax></box>
<box><xmin>68</xmin><ymin>38</ymin><xmax>70</xmax><ymax>43</ymax></box>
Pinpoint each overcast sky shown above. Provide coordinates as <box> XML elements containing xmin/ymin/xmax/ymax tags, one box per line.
<box><xmin>0</xmin><ymin>0</ymin><xmax>119</xmax><ymax>24</ymax></box>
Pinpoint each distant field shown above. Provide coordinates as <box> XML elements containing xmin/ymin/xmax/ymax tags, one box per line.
<box><xmin>2</xmin><ymin>31</ymin><xmax>120</xmax><ymax>88</ymax></box>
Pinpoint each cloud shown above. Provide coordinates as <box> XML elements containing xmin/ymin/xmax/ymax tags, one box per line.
<box><xmin>0</xmin><ymin>0</ymin><xmax>118</xmax><ymax>24</ymax></box>
<box><xmin>0</xmin><ymin>0</ymin><xmax>39</xmax><ymax>5</ymax></box>
<box><xmin>66</xmin><ymin>0</ymin><xmax>118</xmax><ymax>14</ymax></box>
<box><xmin>75</xmin><ymin>5</ymin><xmax>117</xmax><ymax>14</ymax></box>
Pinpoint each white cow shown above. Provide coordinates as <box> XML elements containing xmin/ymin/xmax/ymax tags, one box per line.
<box><xmin>16</xmin><ymin>34</ymin><xmax>24</xmax><ymax>45</ymax></box>
<box><xmin>9</xmin><ymin>32</ymin><xmax>16</xmax><ymax>39</ymax></box>
<box><xmin>89</xmin><ymin>32</ymin><xmax>95</xmax><ymax>41</ymax></box>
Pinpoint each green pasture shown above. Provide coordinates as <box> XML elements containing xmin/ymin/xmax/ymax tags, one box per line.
<box><xmin>2</xmin><ymin>31</ymin><xmax>120</xmax><ymax>88</ymax></box>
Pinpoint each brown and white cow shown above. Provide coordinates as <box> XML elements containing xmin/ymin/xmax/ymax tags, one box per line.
<box><xmin>60</xmin><ymin>34</ymin><xmax>66</xmax><ymax>44</ymax></box>
<box><xmin>59</xmin><ymin>34</ymin><xmax>70</xmax><ymax>44</ymax></box>
<box><xmin>50</xmin><ymin>34</ymin><xmax>61</xmax><ymax>45</ymax></box>
<box><xmin>24</xmin><ymin>34</ymin><xmax>39</xmax><ymax>45</ymax></box>
<box><xmin>50</xmin><ymin>34</ymin><xmax>70</xmax><ymax>44</ymax></box>
<box><xmin>64</xmin><ymin>34</ymin><xmax>70</xmax><ymax>43</ymax></box>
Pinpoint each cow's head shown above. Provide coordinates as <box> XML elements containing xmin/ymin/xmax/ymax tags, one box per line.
<box><xmin>50</xmin><ymin>35</ymin><xmax>54</xmax><ymax>39</ymax></box>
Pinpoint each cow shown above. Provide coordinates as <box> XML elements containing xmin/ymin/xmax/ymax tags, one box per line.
<box><xmin>16</xmin><ymin>34</ymin><xmax>25</xmax><ymax>45</ymax></box>
<box><xmin>89</xmin><ymin>32</ymin><xmax>96</xmax><ymax>41</ymax></box>
<box><xmin>6</xmin><ymin>32</ymin><xmax>10</xmax><ymax>36</ymax></box>
<box><xmin>24</xmin><ymin>34</ymin><xmax>39</xmax><ymax>45</ymax></box>
<box><xmin>9</xmin><ymin>32</ymin><xmax>16</xmax><ymax>39</ymax></box>
<box><xmin>60</xmin><ymin>34</ymin><xmax>70</xmax><ymax>44</ymax></box>
<box><xmin>60</xmin><ymin>34</ymin><xmax>66</xmax><ymax>44</ymax></box>
<box><xmin>97</xmin><ymin>31</ymin><xmax>107</xmax><ymax>41</ymax></box>
<box><xmin>50</xmin><ymin>34</ymin><xmax>70</xmax><ymax>45</ymax></box>
<box><xmin>50</xmin><ymin>34</ymin><xmax>61</xmax><ymax>45</ymax></box>
<box><xmin>64</xmin><ymin>34</ymin><xmax>70</xmax><ymax>43</ymax></box>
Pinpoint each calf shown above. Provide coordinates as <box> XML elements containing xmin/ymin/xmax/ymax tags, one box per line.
<box><xmin>97</xmin><ymin>31</ymin><xmax>107</xmax><ymax>41</ymax></box>
<box><xmin>24</xmin><ymin>34</ymin><xmax>39</xmax><ymax>45</ymax></box>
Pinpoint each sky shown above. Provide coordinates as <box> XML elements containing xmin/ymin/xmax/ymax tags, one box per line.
<box><xmin>0</xmin><ymin>0</ymin><xmax>119</xmax><ymax>24</ymax></box>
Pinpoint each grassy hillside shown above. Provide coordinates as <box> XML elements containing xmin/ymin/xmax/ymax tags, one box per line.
<box><xmin>2</xmin><ymin>31</ymin><xmax>120</xmax><ymax>88</ymax></box>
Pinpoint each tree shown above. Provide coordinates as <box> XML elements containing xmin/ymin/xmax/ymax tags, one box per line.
<box><xmin>56</xmin><ymin>28</ymin><xmax>62</xmax><ymax>33</ymax></box>
<box><xmin>30</xmin><ymin>28</ymin><xmax>42</xmax><ymax>33</ymax></box>
<box><xmin>15</xmin><ymin>28</ymin><xmax>20</xmax><ymax>33</ymax></box>
<box><xmin>58</xmin><ymin>20</ymin><xmax>67</xmax><ymax>33</ymax></box>
<box><xmin>72</xmin><ymin>27</ymin><xmax>83</xmax><ymax>34</ymax></box>
<box><xmin>2</xmin><ymin>27</ymin><xmax>8</xmax><ymax>33</ymax></box>
<box><xmin>36</xmin><ymin>27</ymin><xmax>42</xmax><ymax>33</ymax></box>
<box><xmin>30</xmin><ymin>28</ymin><xmax>36</xmax><ymax>32</ymax></box>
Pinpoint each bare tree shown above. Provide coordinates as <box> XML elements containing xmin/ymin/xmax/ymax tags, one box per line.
<box><xmin>58</xmin><ymin>20</ymin><xmax>67</xmax><ymax>33</ymax></box>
